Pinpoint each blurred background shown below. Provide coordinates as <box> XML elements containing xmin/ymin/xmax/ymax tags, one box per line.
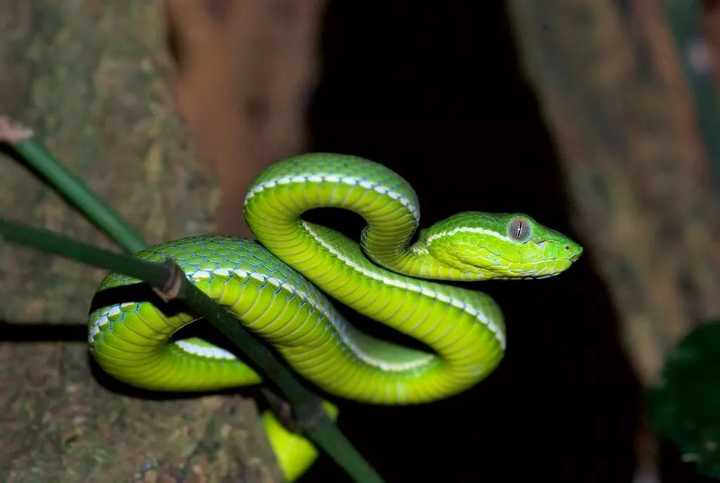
<box><xmin>3</xmin><ymin>1</ymin><xmax>720</xmax><ymax>482</ymax></box>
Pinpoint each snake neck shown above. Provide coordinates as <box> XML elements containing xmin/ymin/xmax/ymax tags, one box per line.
<box><xmin>358</xmin><ymin>226</ymin><xmax>461</xmax><ymax>280</ymax></box>
<box><xmin>243</xmin><ymin>153</ymin><xmax>471</xmax><ymax>281</ymax></box>
<box><xmin>363</xmin><ymin>226</ymin><xmax>498</xmax><ymax>281</ymax></box>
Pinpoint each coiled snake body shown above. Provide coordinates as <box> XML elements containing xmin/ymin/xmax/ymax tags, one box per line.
<box><xmin>89</xmin><ymin>154</ymin><xmax>581</xmax><ymax>480</ymax></box>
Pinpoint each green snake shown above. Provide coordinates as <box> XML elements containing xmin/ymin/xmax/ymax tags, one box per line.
<box><xmin>88</xmin><ymin>153</ymin><xmax>582</xmax><ymax>481</ymax></box>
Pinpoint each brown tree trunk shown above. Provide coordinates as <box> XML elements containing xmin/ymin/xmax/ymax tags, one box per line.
<box><xmin>166</xmin><ymin>0</ymin><xmax>327</xmax><ymax>236</ymax></box>
<box><xmin>508</xmin><ymin>0</ymin><xmax>720</xmax><ymax>478</ymax></box>
<box><xmin>0</xmin><ymin>1</ymin><xmax>324</xmax><ymax>481</ymax></box>
<box><xmin>508</xmin><ymin>0</ymin><xmax>720</xmax><ymax>388</ymax></box>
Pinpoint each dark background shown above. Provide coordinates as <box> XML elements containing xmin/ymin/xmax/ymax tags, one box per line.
<box><xmin>304</xmin><ymin>3</ymin><xmax>640</xmax><ymax>482</ymax></box>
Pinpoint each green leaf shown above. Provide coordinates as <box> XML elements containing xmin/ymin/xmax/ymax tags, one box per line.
<box><xmin>649</xmin><ymin>321</ymin><xmax>720</xmax><ymax>478</ymax></box>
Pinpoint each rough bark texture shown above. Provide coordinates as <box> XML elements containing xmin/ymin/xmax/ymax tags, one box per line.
<box><xmin>0</xmin><ymin>1</ymin><xmax>330</xmax><ymax>480</ymax></box>
<box><xmin>507</xmin><ymin>0</ymin><xmax>720</xmax><ymax>386</ymax></box>
<box><xmin>0</xmin><ymin>1</ymin><xmax>218</xmax><ymax>323</ymax></box>
<box><xmin>0</xmin><ymin>340</ymin><xmax>277</xmax><ymax>483</ymax></box>
<box><xmin>508</xmin><ymin>2</ymin><xmax>720</xmax><ymax>478</ymax></box>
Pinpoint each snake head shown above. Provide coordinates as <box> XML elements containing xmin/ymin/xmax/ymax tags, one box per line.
<box><xmin>421</xmin><ymin>212</ymin><xmax>583</xmax><ymax>279</ymax></box>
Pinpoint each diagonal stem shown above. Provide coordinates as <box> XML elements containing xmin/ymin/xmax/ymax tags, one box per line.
<box><xmin>0</xmin><ymin>218</ymin><xmax>385</xmax><ymax>483</ymax></box>
<box><xmin>7</xmin><ymin>136</ymin><xmax>146</xmax><ymax>254</ymax></box>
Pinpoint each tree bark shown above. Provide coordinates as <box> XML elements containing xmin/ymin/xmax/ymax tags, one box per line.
<box><xmin>0</xmin><ymin>1</ymin><xmax>219</xmax><ymax>323</ymax></box>
<box><xmin>1</xmin><ymin>341</ymin><xmax>278</xmax><ymax>483</ymax></box>
<box><xmin>508</xmin><ymin>1</ymin><xmax>720</xmax><ymax>479</ymax></box>
<box><xmin>0</xmin><ymin>1</ymin><xmax>324</xmax><ymax>480</ymax></box>
<box><xmin>507</xmin><ymin>0</ymin><xmax>720</xmax><ymax>387</ymax></box>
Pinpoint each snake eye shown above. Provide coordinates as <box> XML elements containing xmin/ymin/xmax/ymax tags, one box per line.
<box><xmin>508</xmin><ymin>217</ymin><xmax>531</xmax><ymax>242</ymax></box>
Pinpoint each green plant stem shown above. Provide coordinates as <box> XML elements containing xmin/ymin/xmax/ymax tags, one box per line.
<box><xmin>0</xmin><ymin>218</ymin><xmax>384</xmax><ymax>483</ymax></box>
<box><xmin>10</xmin><ymin>139</ymin><xmax>146</xmax><ymax>253</ymax></box>
<box><xmin>0</xmin><ymin>218</ymin><xmax>162</xmax><ymax>284</ymax></box>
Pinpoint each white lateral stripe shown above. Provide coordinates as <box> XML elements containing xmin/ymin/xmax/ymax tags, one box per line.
<box><xmin>409</xmin><ymin>244</ymin><xmax>429</xmax><ymax>255</ymax></box>
<box><xmin>175</xmin><ymin>340</ymin><xmax>237</xmax><ymax>360</ymax></box>
<box><xmin>88</xmin><ymin>313</ymin><xmax>110</xmax><ymax>342</ymax></box>
<box><xmin>90</xmin><ymin>264</ymin><xmax>433</xmax><ymax>372</ymax></box>
<box><xmin>244</xmin><ymin>173</ymin><xmax>420</xmax><ymax>221</ymax></box>
<box><xmin>426</xmin><ymin>226</ymin><xmax>508</xmax><ymax>245</ymax></box>
<box><xmin>302</xmin><ymin>222</ymin><xmax>506</xmax><ymax>348</ymax></box>
<box><xmin>196</xmin><ymin>265</ymin><xmax>433</xmax><ymax>372</ymax></box>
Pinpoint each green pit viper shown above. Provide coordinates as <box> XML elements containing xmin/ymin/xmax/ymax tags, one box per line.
<box><xmin>88</xmin><ymin>153</ymin><xmax>582</xmax><ymax>481</ymax></box>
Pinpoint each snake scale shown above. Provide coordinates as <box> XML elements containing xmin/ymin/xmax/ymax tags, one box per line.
<box><xmin>88</xmin><ymin>153</ymin><xmax>582</xmax><ymax>481</ymax></box>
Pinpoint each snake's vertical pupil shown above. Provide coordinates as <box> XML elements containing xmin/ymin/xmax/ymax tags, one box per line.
<box><xmin>508</xmin><ymin>218</ymin><xmax>531</xmax><ymax>242</ymax></box>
